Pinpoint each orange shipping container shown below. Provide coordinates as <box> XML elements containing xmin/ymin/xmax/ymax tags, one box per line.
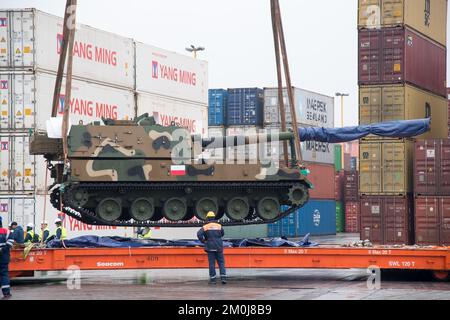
<box><xmin>305</xmin><ymin>162</ymin><xmax>335</xmax><ymax>200</ymax></box>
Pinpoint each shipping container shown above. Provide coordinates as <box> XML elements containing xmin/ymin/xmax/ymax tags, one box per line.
<box><xmin>297</xmin><ymin>200</ymin><xmax>337</xmax><ymax>236</ymax></box>
<box><xmin>223</xmin><ymin>225</ymin><xmax>268</xmax><ymax>239</ymax></box>
<box><xmin>265</xmin><ymin>125</ymin><xmax>335</xmax><ymax>165</ymax></box>
<box><xmin>263</xmin><ymin>87</ymin><xmax>335</xmax><ymax>128</ymax></box>
<box><xmin>0</xmin><ymin>72</ymin><xmax>135</xmax><ymax>132</ymax></box>
<box><xmin>360</xmin><ymin>195</ymin><xmax>414</xmax><ymax>245</ymax></box>
<box><xmin>344</xmin><ymin>171</ymin><xmax>360</xmax><ymax>201</ymax></box>
<box><xmin>345</xmin><ymin>202</ymin><xmax>360</xmax><ymax>233</ymax></box>
<box><xmin>305</xmin><ymin>163</ymin><xmax>336</xmax><ymax>200</ymax></box>
<box><xmin>414</xmin><ymin>139</ymin><xmax>450</xmax><ymax>195</ymax></box>
<box><xmin>0</xmin><ymin>9</ymin><xmax>135</xmax><ymax>89</ymax></box>
<box><xmin>208</xmin><ymin>89</ymin><xmax>227</xmax><ymax>126</ymax></box>
<box><xmin>135</xmin><ymin>43</ymin><xmax>208</xmax><ymax>104</ymax></box>
<box><xmin>358</xmin><ymin>27</ymin><xmax>447</xmax><ymax>97</ymax></box>
<box><xmin>0</xmin><ymin>196</ymin><xmax>35</xmax><ymax>227</ymax></box>
<box><xmin>335</xmin><ymin>170</ymin><xmax>345</xmax><ymax>201</ymax></box>
<box><xmin>334</xmin><ymin>144</ymin><xmax>343</xmax><ymax>171</ymax></box>
<box><xmin>137</xmin><ymin>93</ymin><xmax>208</xmax><ymax>136</ymax></box>
<box><xmin>358</xmin><ymin>0</ymin><xmax>447</xmax><ymax>46</ymax></box>
<box><xmin>336</xmin><ymin>201</ymin><xmax>345</xmax><ymax>233</ymax></box>
<box><xmin>280</xmin><ymin>212</ymin><xmax>297</xmax><ymax>238</ymax></box>
<box><xmin>415</xmin><ymin>196</ymin><xmax>450</xmax><ymax>246</ymax></box>
<box><xmin>359</xmin><ymin>139</ymin><xmax>414</xmax><ymax>194</ymax></box>
<box><xmin>350</xmin><ymin>157</ymin><xmax>358</xmax><ymax>172</ymax></box>
<box><xmin>227</xmin><ymin>88</ymin><xmax>264</xmax><ymax>126</ymax></box>
<box><xmin>268</xmin><ymin>219</ymin><xmax>281</xmax><ymax>238</ymax></box>
<box><xmin>359</xmin><ymin>84</ymin><xmax>448</xmax><ymax>139</ymax></box>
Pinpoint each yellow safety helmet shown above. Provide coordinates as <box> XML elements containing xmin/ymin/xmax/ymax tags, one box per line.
<box><xmin>206</xmin><ymin>211</ymin><xmax>216</xmax><ymax>219</ymax></box>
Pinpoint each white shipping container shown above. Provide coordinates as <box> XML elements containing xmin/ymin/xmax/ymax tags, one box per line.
<box><xmin>265</xmin><ymin>125</ymin><xmax>334</xmax><ymax>165</ymax></box>
<box><xmin>0</xmin><ymin>134</ymin><xmax>35</xmax><ymax>193</ymax></box>
<box><xmin>0</xmin><ymin>72</ymin><xmax>135</xmax><ymax>131</ymax></box>
<box><xmin>137</xmin><ymin>93</ymin><xmax>208</xmax><ymax>136</ymax></box>
<box><xmin>264</xmin><ymin>87</ymin><xmax>335</xmax><ymax>128</ymax></box>
<box><xmin>0</xmin><ymin>9</ymin><xmax>135</xmax><ymax>89</ymax></box>
<box><xmin>136</xmin><ymin>43</ymin><xmax>208</xmax><ymax>104</ymax></box>
<box><xmin>0</xmin><ymin>196</ymin><xmax>35</xmax><ymax>227</ymax></box>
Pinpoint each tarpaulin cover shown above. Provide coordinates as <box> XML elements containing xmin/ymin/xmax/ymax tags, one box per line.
<box><xmin>46</xmin><ymin>235</ymin><xmax>318</xmax><ymax>249</ymax></box>
<box><xmin>299</xmin><ymin>118</ymin><xmax>430</xmax><ymax>143</ymax></box>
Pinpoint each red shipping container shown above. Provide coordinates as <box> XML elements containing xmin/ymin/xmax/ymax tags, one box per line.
<box><xmin>359</xmin><ymin>27</ymin><xmax>447</xmax><ymax>98</ymax></box>
<box><xmin>306</xmin><ymin>163</ymin><xmax>335</xmax><ymax>200</ymax></box>
<box><xmin>335</xmin><ymin>171</ymin><xmax>345</xmax><ymax>201</ymax></box>
<box><xmin>360</xmin><ymin>196</ymin><xmax>414</xmax><ymax>245</ymax></box>
<box><xmin>344</xmin><ymin>171</ymin><xmax>359</xmax><ymax>201</ymax></box>
<box><xmin>415</xmin><ymin>196</ymin><xmax>450</xmax><ymax>246</ymax></box>
<box><xmin>345</xmin><ymin>202</ymin><xmax>360</xmax><ymax>233</ymax></box>
<box><xmin>414</xmin><ymin>139</ymin><xmax>450</xmax><ymax>195</ymax></box>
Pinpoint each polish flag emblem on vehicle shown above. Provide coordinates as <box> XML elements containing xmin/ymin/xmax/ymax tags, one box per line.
<box><xmin>170</xmin><ymin>165</ymin><xmax>186</xmax><ymax>176</ymax></box>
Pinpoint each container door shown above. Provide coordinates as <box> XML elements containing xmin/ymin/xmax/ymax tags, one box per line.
<box><xmin>440</xmin><ymin>197</ymin><xmax>450</xmax><ymax>246</ymax></box>
<box><xmin>0</xmin><ymin>75</ymin><xmax>10</xmax><ymax>129</ymax></box>
<box><xmin>415</xmin><ymin>197</ymin><xmax>439</xmax><ymax>245</ymax></box>
<box><xmin>0</xmin><ymin>197</ymin><xmax>11</xmax><ymax>225</ymax></box>
<box><xmin>345</xmin><ymin>202</ymin><xmax>360</xmax><ymax>233</ymax></box>
<box><xmin>358</xmin><ymin>0</ymin><xmax>382</xmax><ymax>28</ymax></box>
<box><xmin>382</xmin><ymin>0</ymin><xmax>404</xmax><ymax>25</ymax></box>
<box><xmin>382</xmin><ymin>28</ymin><xmax>405</xmax><ymax>83</ymax></box>
<box><xmin>382</xmin><ymin>141</ymin><xmax>407</xmax><ymax>194</ymax></box>
<box><xmin>439</xmin><ymin>140</ymin><xmax>450</xmax><ymax>194</ymax></box>
<box><xmin>359</xmin><ymin>86</ymin><xmax>382</xmax><ymax>125</ymax></box>
<box><xmin>11</xmin><ymin>10</ymin><xmax>35</xmax><ymax>68</ymax></box>
<box><xmin>359</xmin><ymin>142</ymin><xmax>382</xmax><ymax>194</ymax></box>
<box><xmin>12</xmin><ymin>197</ymin><xmax>35</xmax><ymax>226</ymax></box>
<box><xmin>382</xmin><ymin>85</ymin><xmax>405</xmax><ymax>122</ymax></box>
<box><xmin>0</xmin><ymin>136</ymin><xmax>10</xmax><ymax>192</ymax></box>
<box><xmin>12</xmin><ymin>74</ymin><xmax>35</xmax><ymax>130</ymax></box>
<box><xmin>0</xmin><ymin>11</ymin><xmax>10</xmax><ymax>67</ymax></box>
<box><xmin>384</xmin><ymin>197</ymin><xmax>410</xmax><ymax>245</ymax></box>
<box><xmin>359</xmin><ymin>29</ymin><xmax>382</xmax><ymax>84</ymax></box>
<box><xmin>414</xmin><ymin>140</ymin><xmax>438</xmax><ymax>195</ymax></box>
<box><xmin>360</xmin><ymin>197</ymin><xmax>383</xmax><ymax>243</ymax></box>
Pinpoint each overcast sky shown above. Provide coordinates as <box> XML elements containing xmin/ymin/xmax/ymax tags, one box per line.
<box><xmin>2</xmin><ymin>0</ymin><xmax>449</xmax><ymax>126</ymax></box>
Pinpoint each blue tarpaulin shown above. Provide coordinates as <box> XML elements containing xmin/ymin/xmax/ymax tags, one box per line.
<box><xmin>46</xmin><ymin>235</ymin><xmax>318</xmax><ymax>249</ymax></box>
<box><xmin>299</xmin><ymin>118</ymin><xmax>430</xmax><ymax>143</ymax></box>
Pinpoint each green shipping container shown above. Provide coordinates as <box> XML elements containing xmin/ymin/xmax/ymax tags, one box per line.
<box><xmin>223</xmin><ymin>224</ymin><xmax>268</xmax><ymax>239</ymax></box>
<box><xmin>336</xmin><ymin>202</ymin><xmax>345</xmax><ymax>233</ymax></box>
<box><xmin>334</xmin><ymin>145</ymin><xmax>342</xmax><ymax>171</ymax></box>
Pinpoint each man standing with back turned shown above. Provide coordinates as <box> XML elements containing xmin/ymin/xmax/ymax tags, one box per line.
<box><xmin>197</xmin><ymin>212</ymin><xmax>227</xmax><ymax>285</ymax></box>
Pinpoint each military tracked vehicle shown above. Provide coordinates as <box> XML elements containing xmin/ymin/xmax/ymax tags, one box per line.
<box><xmin>30</xmin><ymin>114</ymin><xmax>312</xmax><ymax>228</ymax></box>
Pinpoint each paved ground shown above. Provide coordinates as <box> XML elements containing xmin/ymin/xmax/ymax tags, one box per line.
<box><xmin>9</xmin><ymin>268</ymin><xmax>450</xmax><ymax>300</ymax></box>
<box><xmin>7</xmin><ymin>234</ymin><xmax>450</xmax><ymax>300</ymax></box>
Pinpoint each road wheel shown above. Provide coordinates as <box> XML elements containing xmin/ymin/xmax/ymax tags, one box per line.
<box><xmin>96</xmin><ymin>198</ymin><xmax>122</xmax><ymax>222</ymax></box>
<box><xmin>226</xmin><ymin>197</ymin><xmax>250</xmax><ymax>221</ymax></box>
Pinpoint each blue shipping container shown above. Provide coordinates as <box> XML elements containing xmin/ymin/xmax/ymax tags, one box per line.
<box><xmin>208</xmin><ymin>89</ymin><xmax>228</xmax><ymax>126</ymax></box>
<box><xmin>297</xmin><ymin>200</ymin><xmax>336</xmax><ymax>236</ymax></box>
<box><xmin>227</xmin><ymin>88</ymin><xmax>264</xmax><ymax>126</ymax></box>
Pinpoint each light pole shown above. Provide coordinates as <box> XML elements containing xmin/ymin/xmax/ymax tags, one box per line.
<box><xmin>185</xmin><ymin>45</ymin><xmax>205</xmax><ymax>59</ymax></box>
<box><xmin>335</xmin><ymin>92</ymin><xmax>349</xmax><ymax>170</ymax></box>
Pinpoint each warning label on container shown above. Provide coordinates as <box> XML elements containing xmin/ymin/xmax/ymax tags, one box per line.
<box><xmin>1</xmin><ymin>99</ymin><xmax>7</xmax><ymax>105</ymax></box>
<box><xmin>371</xmin><ymin>205</ymin><xmax>380</xmax><ymax>214</ymax></box>
<box><xmin>427</xmin><ymin>149</ymin><xmax>435</xmax><ymax>158</ymax></box>
<box><xmin>2</xmin><ymin>170</ymin><xmax>7</xmax><ymax>177</ymax></box>
<box><xmin>0</xmin><ymin>49</ymin><xmax>6</xmax><ymax>54</ymax></box>
<box><xmin>25</xmin><ymin>168</ymin><xmax>32</xmax><ymax>176</ymax></box>
<box><xmin>0</xmin><ymin>37</ymin><xmax>5</xmax><ymax>43</ymax></box>
<box><xmin>15</xmin><ymin>48</ymin><xmax>21</xmax><ymax>54</ymax></box>
<box><xmin>25</xmin><ymin>108</ymin><xmax>32</xmax><ymax>116</ymax></box>
<box><xmin>24</xmin><ymin>46</ymin><xmax>31</xmax><ymax>54</ymax></box>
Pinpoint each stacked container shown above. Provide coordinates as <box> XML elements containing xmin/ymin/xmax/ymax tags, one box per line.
<box><xmin>357</xmin><ymin>0</ymin><xmax>448</xmax><ymax>245</ymax></box>
<box><xmin>413</xmin><ymin>139</ymin><xmax>450</xmax><ymax>246</ymax></box>
<box><xmin>0</xmin><ymin>8</ymin><xmax>209</xmax><ymax>237</ymax></box>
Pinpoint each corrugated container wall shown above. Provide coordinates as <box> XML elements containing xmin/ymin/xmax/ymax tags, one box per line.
<box><xmin>359</xmin><ymin>139</ymin><xmax>414</xmax><ymax>195</ymax></box>
<box><xmin>0</xmin><ymin>72</ymin><xmax>135</xmax><ymax>133</ymax></box>
<box><xmin>135</xmin><ymin>43</ymin><xmax>208</xmax><ymax>104</ymax></box>
<box><xmin>0</xmin><ymin>9</ymin><xmax>135</xmax><ymax>89</ymax></box>
<box><xmin>358</xmin><ymin>27</ymin><xmax>447</xmax><ymax>98</ymax></box>
<box><xmin>336</xmin><ymin>201</ymin><xmax>344</xmax><ymax>233</ymax></box>
<box><xmin>304</xmin><ymin>163</ymin><xmax>336</xmax><ymax>200</ymax></box>
<box><xmin>223</xmin><ymin>225</ymin><xmax>268</xmax><ymax>239</ymax></box>
<box><xmin>208</xmin><ymin>89</ymin><xmax>227</xmax><ymax>126</ymax></box>
<box><xmin>227</xmin><ymin>88</ymin><xmax>264</xmax><ymax>126</ymax></box>
<box><xmin>263</xmin><ymin>87</ymin><xmax>335</xmax><ymax>128</ymax></box>
<box><xmin>358</xmin><ymin>0</ymin><xmax>448</xmax><ymax>46</ymax></box>
<box><xmin>344</xmin><ymin>171</ymin><xmax>359</xmax><ymax>201</ymax></box>
<box><xmin>414</xmin><ymin>139</ymin><xmax>450</xmax><ymax>195</ymax></box>
<box><xmin>335</xmin><ymin>171</ymin><xmax>345</xmax><ymax>201</ymax></box>
<box><xmin>415</xmin><ymin>196</ymin><xmax>450</xmax><ymax>246</ymax></box>
<box><xmin>345</xmin><ymin>202</ymin><xmax>360</xmax><ymax>233</ymax></box>
<box><xmin>359</xmin><ymin>84</ymin><xmax>448</xmax><ymax>139</ymax></box>
<box><xmin>137</xmin><ymin>93</ymin><xmax>207</xmax><ymax>136</ymax></box>
<box><xmin>360</xmin><ymin>195</ymin><xmax>414</xmax><ymax>245</ymax></box>
<box><xmin>297</xmin><ymin>200</ymin><xmax>337</xmax><ymax>236</ymax></box>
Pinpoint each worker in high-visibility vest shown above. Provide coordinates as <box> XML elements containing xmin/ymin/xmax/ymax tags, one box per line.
<box><xmin>54</xmin><ymin>218</ymin><xmax>67</xmax><ymax>241</ymax></box>
<box><xmin>24</xmin><ymin>223</ymin><xmax>37</xmax><ymax>244</ymax></box>
<box><xmin>40</xmin><ymin>221</ymin><xmax>50</xmax><ymax>243</ymax></box>
<box><xmin>137</xmin><ymin>227</ymin><xmax>152</xmax><ymax>239</ymax></box>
